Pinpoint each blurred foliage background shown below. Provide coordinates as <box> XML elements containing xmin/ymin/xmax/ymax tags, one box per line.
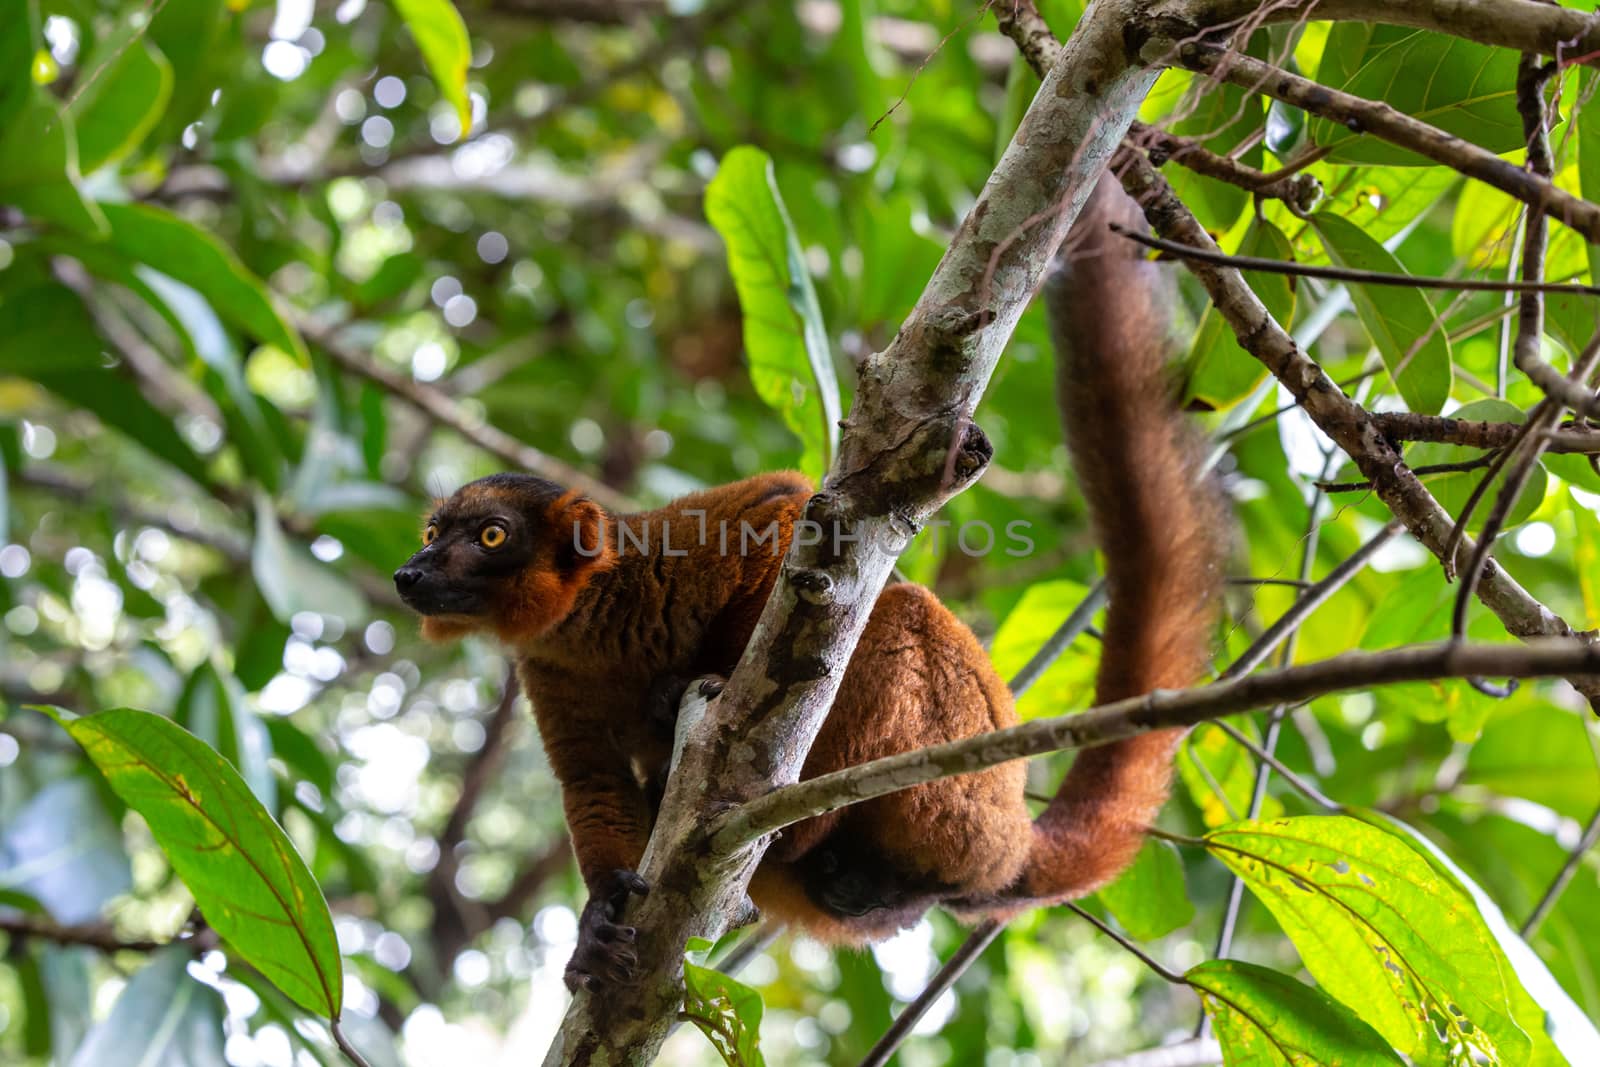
<box><xmin>1</xmin><ymin>0</ymin><xmax>1598</xmax><ymax>1065</ymax></box>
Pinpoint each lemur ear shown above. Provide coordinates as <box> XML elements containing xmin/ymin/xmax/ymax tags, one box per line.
<box><xmin>552</xmin><ymin>494</ymin><xmax>615</xmax><ymax>576</ymax></box>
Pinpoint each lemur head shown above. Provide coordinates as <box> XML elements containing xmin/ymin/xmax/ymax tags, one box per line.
<box><xmin>394</xmin><ymin>473</ymin><xmax>615</xmax><ymax>645</ymax></box>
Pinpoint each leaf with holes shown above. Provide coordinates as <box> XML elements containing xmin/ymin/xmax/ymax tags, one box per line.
<box><xmin>1205</xmin><ymin>815</ymin><xmax>1565</xmax><ymax>1066</ymax></box>
<box><xmin>1189</xmin><ymin>959</ymin><xmax>1404</xmax><ymax>1066</ymax></box>
<box><xmin>683</xmin><ymin>960</ymin><xmax>767</xmax><ymax>1067</ymax></box>
<box><xmin>34</xmin><ymin>706</ymin><xmax>343</xmax><ymax>1020</ymax></box>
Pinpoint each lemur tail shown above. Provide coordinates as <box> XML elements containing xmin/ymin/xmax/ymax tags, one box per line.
<box><xmin>1007</xmin><ymin>173</ymin><xmax>1225</xmax><ymax>905</ymax></box>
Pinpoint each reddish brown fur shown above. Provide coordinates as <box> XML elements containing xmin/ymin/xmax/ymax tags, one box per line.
<box><xmin>404</xmin><ymin>175</ymin><xmax>1222</xmax><ymax>949</ymax></box>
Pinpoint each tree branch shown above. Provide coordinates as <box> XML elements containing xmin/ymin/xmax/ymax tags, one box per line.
<box><xmin>1178</xmin><ymin>45</ymin><xmax>1600</xmax><ymax>245</ymax></box>
<box><xmin>1369</xmin><ymin>412</ymin><xmax>1600</xmax><ymax>454</ymax></box>
<box><xmin>542</xmin><ymin>1</ymin><xmax>1160</xmax><ymax>1058</ymax></box>
<box><xmin>716</xmin><ymin>640</ymin><xmax>1600</xmax><ymax>847</ymax></box>
<box><xmin>1113</xmin><ymin>222</ymin><xmax>1600</xmax><ymax>296</ymax></box>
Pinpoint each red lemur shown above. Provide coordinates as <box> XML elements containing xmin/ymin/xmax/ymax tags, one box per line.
<box><xmin>393</xmin><ymin>177</ymin><xmax>1223</xmax><ymax>992</ymax></box>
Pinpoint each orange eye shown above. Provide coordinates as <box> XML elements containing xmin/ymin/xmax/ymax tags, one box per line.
<box><xmin>423</xmin><ymin>523</ymin><xmax>438</xmax><ymax>546</ymax></box>
<box><xmin>480</xmin><ymin>524</ymin><xmax>507</xmax><ymax>549</ymax></box>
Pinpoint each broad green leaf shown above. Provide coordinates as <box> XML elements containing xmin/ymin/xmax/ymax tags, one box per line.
<box><xmin>1310</xmin><ymin>213</ymin><xmax>1452</xmax><ymax>413</ymax></box>
<box><xmin>1309</xmin><ymin>164</ymin><xmax>1459</xmax><ymax>249</ymax></box>
<box><xmin>1407</xmin><ymin>398</ymin><xmax>1547</xmax><ymax>533</ymax></box>
<box><xmin>68</xmin><ymin>26</ymin><xmax>173</xmax><ymax>173</ymax></box>
<box><xmin>1371</xmin><ymin>811</ymin><xmax>1600</xmax><ymax>1066</ymax></box>
<box><xmin>99</xmin><ymin>202</ymin><xmax>307</xmax><ymax>363</ymax></box>
<box><xmin>38</xmin><ymin>706</ymin><xmax>343</xmax><ymax>1018</ymax></box>
<box><xmin>0</xmin><ymin>8</ymin><xmax>31</xmax><ymax>131</ymax></box>
<box><xmin>1310</xmin><ymin>28</ymin><xmax>1522</xmax><ymax>165</ymax></box>
<box><xmin>1206</xmin><ymin>815</ymin><xmax>1565</xmax><ymax>1066</ymax></box>
<box><xmin>0</xmin><ymin>283</ymin><xmax>210</xmax><ymax>484</ymax></box>
<box><xmin>705</xmin><ymin>145</ymin><xmax>842</xmax><ymax>479</ymax></box>
<box><xmin>1189</xmin><ymin>959</ymin><xmax>1403</xmax><ymax>1066</ymax></box>
<box><xmin>1178</xmin><ymin>719</ymin><xmax>1282</xmax><ymax>829</ymax></box>
<box><xmin>683</xmin><ymin>960</ymin><xmax>767</xmax><ymax>1067</ymax></box>
<box><xmin>1580</xmin><ymin>69</ymin><xmax>1600</xmax><ymax>285</ymax></box>
<box><xmin>252</xmin><ymin>494</ymin><xmax>368</xmax><ymax>626</ymax></box>
<box><xmin>67</xmin><ymin>947</ymin><xmax>226</xmax><ymax>1067</ymax></box>
<box><xmin>0</xmin><ymin>778</ymin><xmax>131</xmax><ymax>925</ymax></box>
<box><xmin>987</xmin><ymin>578</ymin><xmax>1098</xmax><ymax>719</ymax></box>
<box><xmin>391</xmin><ymin>0</ymin><xmax>472</xmax><ymax>132</ymax></box>
<box><xmin>0</xmin><ymin>91</ymin><xmax>105</xmax><ymax>235</ymax></box>
<box><xmin>1465</xmin><ymin>702</ymin><xmax>1600</xmax><ymax>821</ymax></box>
<box><xmin>1096</xmin><ymin>839</ymin><xmax>1194</xmax><ymax>940</ymax></box>
<box><xmin>1188</xmin><ymin>218</ymin><xmax>1295</xmax><ymax>409</ymax></box>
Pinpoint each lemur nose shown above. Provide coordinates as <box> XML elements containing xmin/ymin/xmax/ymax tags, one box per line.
<box><xmin>394</xmin><ymin>566</ymin><xmax>423</xmax><ymax>591</ymax></box>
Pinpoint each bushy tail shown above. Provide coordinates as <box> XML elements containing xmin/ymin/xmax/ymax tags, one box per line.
<box><xmin>1009</xmin><ymin>175</ymin><xmax>1224</xmax><ymax>903</ymax></box>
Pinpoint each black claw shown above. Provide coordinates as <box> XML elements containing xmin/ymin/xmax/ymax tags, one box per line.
<box><xmin>565</xmin><ymin>869</ymin><xmax>651</xmax><ymax>993</ymax></box>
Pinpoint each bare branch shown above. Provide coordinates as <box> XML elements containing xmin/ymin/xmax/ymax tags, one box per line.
<box><xmin>1110</xmin><ymin>150</ymin><xmax>1600</xmax><ymax>710</ymax></box>
<box><xmin>716</xmin><ymin>640</ymin><xmax>1600</xmax><ymax>846</ymax></box>
<box><xmin>1113</xmin><ymin>222</ymin><xmax>1600</xmax><ymax>297</ymax></box>
<box><xmin>1178</xmin><ymin>46</ymin><xmax>1600</xmax><ymax>245</ymax></box>
<box><xmin>1125</xmin><ymin>123</ymin><xmax>1323</xmax><ymax>209</ymax></box>
<box><xmin>1369</xmin><ymin>412</ymin><xmax>1600</xmax><ymax>454</ymax></box>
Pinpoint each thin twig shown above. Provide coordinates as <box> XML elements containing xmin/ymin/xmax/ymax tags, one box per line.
<box><xmin>331</xmin><ymin>1019</ymin><xmax>376</xmax><ymax>1067</ymax></box>
<box><xmin>1317</xmin><ymin>456</ymin><xmax>1500</xmax><ymax>493</ymax></box>
<box><xmin>856</xmin><ymin>919</ymin><xmax>1006</xmax><ymax>1067</ymax></box>
<box><xmin>1112</xmin><ymin>222</ymin><xmax>1600</xmax><ymax>297</ymax></box>
<box><xmin>1521</xmin><ymin>802</ymin><xmax>1600</xmax><ymax>938</ymax></box>
<box><xmin>1064</xmin><ymin>901</ymin><xmax>1187</xmax><ymax>985</ymax></box>
<box><xmin>1210</xmin><ymin>720</ymin><xmax>1341</xmax><ymax>811</ymax></box>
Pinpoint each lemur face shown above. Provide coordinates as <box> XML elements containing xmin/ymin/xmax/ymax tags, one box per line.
<box><xmin>394</xmin><ymin>474</ymin><xmax>613</xmax><ymax>645</ymax></box>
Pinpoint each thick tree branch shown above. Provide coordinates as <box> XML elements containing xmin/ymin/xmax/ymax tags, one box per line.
<box><xmin>716</xmin><ymin>640</ymin><xmax>1600</xmax><ymax>846</ymax></box>
<box><xmin>1369</xmin><ymin>412</ymin><xmax>1600</xmax><ymax>454</ymax></box>
<box><xmin>542</xmin><ymin>1</ymin><xmax>1159</xmax><ymax>1059</ymax></box>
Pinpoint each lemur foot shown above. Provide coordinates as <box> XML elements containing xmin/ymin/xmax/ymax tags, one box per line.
<box><xmin>564</xmin><ymin>869</ymin><xmax>649</xmax><ymax>993</ymax></box>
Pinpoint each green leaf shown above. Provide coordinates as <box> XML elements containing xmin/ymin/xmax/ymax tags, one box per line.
<box><xmin>0</xmin><ymin>8</ymin><xmax>32</xmax><ymax>132</ymax></box>
<box><xmin>1309</xmin><ymin>28</ymin><xmax>1522</xmax><ymax>165</ymax></box>
<box><xmin>1096</xmin><ymin>839</ymin><xmax>1194</xmax><ymax>940</ymax></box>
<box><xmin>0</xmin><ymin>283</ymin><xmax>210</xmax><ymax>484</ymax></box>
<box><xmin>251</xmin><ymin>494</ymin><xmax>368</xmax><ymax>626</ymax></box>
<box><xmin>0</xmin><ymin>778</ymin><xmax>131</xmax><ymax>925</ymax></box>
<box><xmin>99</xmin><ymin>202</ymin><xmax>307</xmax><ymax>363</ymax></box>
<box><xmin>987</xmin><ymin>578</ymin><xmax>1097</xmax><ymax>719</ymax></box>
<box><xmin>0</xmin><ymin>90</ymin><xmax>106</xmax><ymax>235</ymax></box>
<box><xmin>683</xmin><ymin>960</ymin><xmax>767</xmax><ymax>1067</ymax></box>
<box><xmin>1178</xmin><ymin>719</ymin><xmax>1282</xmax><ymax>829</ymax></box>
<box><xmin>1187</xmin><ymin>217</ymin><xmax>1296</xmax><ymax>409</ymax></box>
<box><xmin>1406</xmin><ymin>399</ymin><xmax>1547</xmax><ymax>533</ymax></box>
<box><xmin>1206</xmin><ymin>814</ymin><xmax>1566</xmax><ymax>1066</ymax></box>
<box><xmin>66</xmin><ymin>947</ymin><xmax>227</xmax><ymax>1067</ymax></box>
<box><xmin>705</xmin><ymin>145</ymin><xmax>843</xmax><ymax>479</ymax></box>
<box><xmin>68</xmin><ymin>26</ymin><xmax>173</xmax><ymax>173</ymax></box>
<box><xmin>40</xmin><ymin>706</ymin><xmax>344</xmax><ymax>1019</ymax></box>
<box><xmin>390</xmin><ymin>0</ymin><xmax>472</xmax><ymax>133</ymax></box>
<box><xmin>1310</xmin><ymin>213</ymin><xmax>1452</xmax><ymax>413</ymax></box>
<box><xmin>1190</xmin><ymin>959</ymin><xmax>1403</xmax><ymax>1066</ymax></box>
